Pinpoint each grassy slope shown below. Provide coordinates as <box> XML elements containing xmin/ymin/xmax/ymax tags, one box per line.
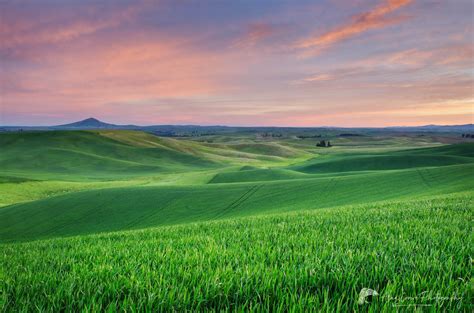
<box><xmin>0</xmin><ymin>130</ymin><xmax>312</xmax><ymax>206</ymax></box>
<box><xmin>1</xmin><ymin>134</ymin><xmax>472</xmax><ymax>242</ymax></box>
<box><xmin>0</xmin><ymin>131</ymin><xmax>218</xmax><ymax>180</ymax></box>
<box><xmin>209</xmin><ymin>143</ymin><xmax>474</xmax><ymax>183</ymax></box>
<box><xmin>1</xmin><ymin>163</ymin><xmax>472</xmax><ymax>242</ymax></box>
<box><xmin>96</xmin><ymin>130</ymin><xmax>311</xmax><ymax>164</ymax></box>
<box><xmin>0</xmin><ymin>130</ymin><xmax>311</xmax><ymax>182</ymax></box>
<box><xmin>291</xmin><ymin>143</ymin><xmax>474</xmax><ymax>174</ymax></box>
<box><xmin>1</xmin><ymin>131</ymin><xmax>472</xmax><ymax>311</ymax></box>
<box><xmin>2</xmin><ymin>193</ymin><xmax>471</xmax><ymax>311</ymax></box>
<box><xmin>209</xmin><ymin>168</ymin><xmax>310</xmax><ymax>183</ymax></box>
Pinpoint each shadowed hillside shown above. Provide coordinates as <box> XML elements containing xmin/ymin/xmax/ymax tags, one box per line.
<box><xmin>0</xmin><ymin>131</ymin><xmax>218</xmax><ymax>180</ymax></box>
<box><xmin>1</xmin><ymin>131</ymin><xmax>472</xmax><ymax>243</ymax></box>
<box><xmin>1</xmin><ymin>162</ymin><xmax>472</xmax><ymax>242</ymax></box>
<box><xmin>291</xmin><ymin>143</ymin><xmax>474</xmax><ymax>174</ymax></box>
<box><xmin>0</xmin><ymin>130</ymin><xmax>311</xmax><ymax>181</ymax></box>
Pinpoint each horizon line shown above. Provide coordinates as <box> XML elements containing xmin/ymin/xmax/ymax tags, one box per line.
<box><xmin>0</xmin><ymin>118</ymin><xmax>472</xmax><ymax>129</ymax></box>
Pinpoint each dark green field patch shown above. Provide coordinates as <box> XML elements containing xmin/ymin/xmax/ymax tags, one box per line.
<box><xmin>1</xmin><ymin>163</ymin><xmax>472</xmax><ymax>242</ymax></box>
<box><xmin>292</xmin><ymin>143</ymin><xmax>474</xmax><ymax>174</ymax></box>
<box><xmin>0</xmin><ymin>131</ymin><xmax>218</xmax><ymax>180</ymax></box>
<box><xmin>209</xmin><ymin>168</ymin><xmax>309</xmax><ymax>183</ymax></box>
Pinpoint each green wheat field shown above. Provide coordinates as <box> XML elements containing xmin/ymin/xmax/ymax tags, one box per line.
<box><xmin>1</xmin><ymin>129</ymin><xmax>472</xmax><ymax>311</ymax></box>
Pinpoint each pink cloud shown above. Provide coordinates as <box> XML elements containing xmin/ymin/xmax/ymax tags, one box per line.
<box><xmin>1</xmin><ymin>27</ymin><xmax>250</xmax><ymax>124</ymax></box>
<box><xmin>232</xmin><ymin>23</ymin><xmax>278</xmax><ymax>48</ymax></box>
<box><xmin>296</xmin><ymin>0</ymin><xmax>413</xmax><ymax>55</ymax></box>
<box><xmin>1</xmin><ymin>0</ymin><xmax>472</xmax><ymax>127</ymax></box>
<box><xmin>0</xmin><ymin>2</ymin><xmax>147</xmax><ymax>49</ymax></box>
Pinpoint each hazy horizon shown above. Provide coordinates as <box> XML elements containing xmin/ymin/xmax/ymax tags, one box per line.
<box><xmin>1</xmin><ymin>116</ymin><xmax>473</xmax><ymax>128</ymax></box>
<box><xmin>1</xmin><ymin>0</ymin><xmax>473</xmax><ymax>127</ymax></box>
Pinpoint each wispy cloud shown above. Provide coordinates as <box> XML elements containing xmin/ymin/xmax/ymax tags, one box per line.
<box><xmin>296</xmin><ymin>0</ymin><xmax>413</xmax><ymax>55</ymax></box>
<box><xmin>2</xmin><ymin>0</ymin><xmax>472</xmax><ymax>127</ymax></box>
<box><xmin>0</xmin><ymin>2</ymin><xmax>147</xmax><ymax>49</ymax></box>
<box><xmin>300</xmin><ymin>42</ymin><xmax>473</xmax><ymax>85</ymax></box>
<box><xmin>302</xmin><ymin>74</ymin><xmax>335</xmax><ymax>82</ymax></box>
<box><xmin>232</xmin><ymin>23</ymin><xmax>278</xmax><ymax>48</ymax></box>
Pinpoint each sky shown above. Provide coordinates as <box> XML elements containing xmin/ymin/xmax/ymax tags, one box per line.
<box><xmin>1</xmin><ymin>0</ymin><xmax>473</xmax><ymax>127</ymax></box>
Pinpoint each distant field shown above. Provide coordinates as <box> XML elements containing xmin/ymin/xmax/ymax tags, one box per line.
<box><xmin>0</xmin><ymin>130</ymin><xmax>472</xmax><ymax>311</ymax></box>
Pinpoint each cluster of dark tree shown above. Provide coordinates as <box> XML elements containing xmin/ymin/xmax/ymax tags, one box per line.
<box><xmin>316</xmin><ymin>140</ymin><xmax>332</xmax><ymax>147</ymax></box>
<box><xmin>259</xmin><ymin>133</ymin><xmax>283</xmax><ymax>138</ymax></box>
<box><xmin>297</xmin><ymin>134</ymin><xmax>321</xmax><ymax>139</ymax></box>
<box><xmin>461</xmin><ymin>134</ymin><xmax>473</xmax><ymax>138</ymax></box>
<box><xmin>339</xmin><ymin>133</ymin><xmax>363</xmax><ymax>137</ymax></box>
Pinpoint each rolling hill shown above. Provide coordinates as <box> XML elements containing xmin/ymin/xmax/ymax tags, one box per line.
<box><xmin>0</xmin><ymin>130</ymin><xmax>315</xmax><ymax>181</ymax></box>
<box><xmin>0</xmin><ymin>131</ymin><xmax>218</xmax><ymax>180</ymax></box>
<box><xmin>1</xmin><ymin>144</ymin><xmax>472</xmax><ymax>241</ymax></box>
<box><xmin>1</xmin><ymin>129</ymin><xmax>472</xmax><ymax>311</ymax></box>
<box><xmin>292</xmin><ymin>150</ymin><xmax>473</xmax><ymax>174</ymax></box>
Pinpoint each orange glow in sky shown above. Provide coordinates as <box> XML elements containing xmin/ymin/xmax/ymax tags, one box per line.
<box><xmin>1</xmin><ymin>0</ymin><xmax>473</xmax><ymax>126</ymax></box>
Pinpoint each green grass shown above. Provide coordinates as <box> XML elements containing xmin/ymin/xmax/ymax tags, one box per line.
<box><xmin>291</xmin><ymin>143</ymin><xmax>474</xmax><ymax>174</ymax></box>
<box><xmin>0</xmin><ymin>130</ymin><xmax>311</xmax><ymax>182</ymax></box>
<box><xmin>0</xmin><ymin>130</ymin><xmax>472</xmax><ymax>311</ymax></box>
<box><xmin>1</xmin><ymin>193</ymin><xmax>471</xmax><ymax>311</ymax></box>
<box><xmin>1</xmin><ymin>163</ymin><xmax>472</xmax><ymax>242</ymax></box>
<box><xmin>209</xmin><ymin>168</ymin><xmax>310</xmax><ymax>183</ymax></box>
<box><xmin>0</xmin><ymin>131</ymin><xmax>218</xmax><ymax>180</ymax></box>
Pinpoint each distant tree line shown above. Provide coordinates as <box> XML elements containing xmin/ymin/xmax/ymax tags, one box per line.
<box><xmin>338</xmin><ymin>133</ymin><xmax>364</xmax><ymax>137</ymax></box>
<box><xmin>316</xmin><ymin>140</ymin><xmax>332</xmax><ymax>147</ymax></box>
<box><xmin>461</xmin><ymin>134</ymin><xmax>473</xmax><ymax>138</ymax></box>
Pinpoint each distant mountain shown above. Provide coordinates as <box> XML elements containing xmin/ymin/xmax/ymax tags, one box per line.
<box><xmin>387</xmin><ymin>124</ymin><xmax>474</xmax><ymax>133</ymax></box>
<box><xmin>55</xmin><ymin>118</ymin><xmax>119</xmax><ymax>129</ymax></box>
<box><xmin>1</xmin><ymin>118</ymin><xmax>472</xmax><ymax>134</ymax></box>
